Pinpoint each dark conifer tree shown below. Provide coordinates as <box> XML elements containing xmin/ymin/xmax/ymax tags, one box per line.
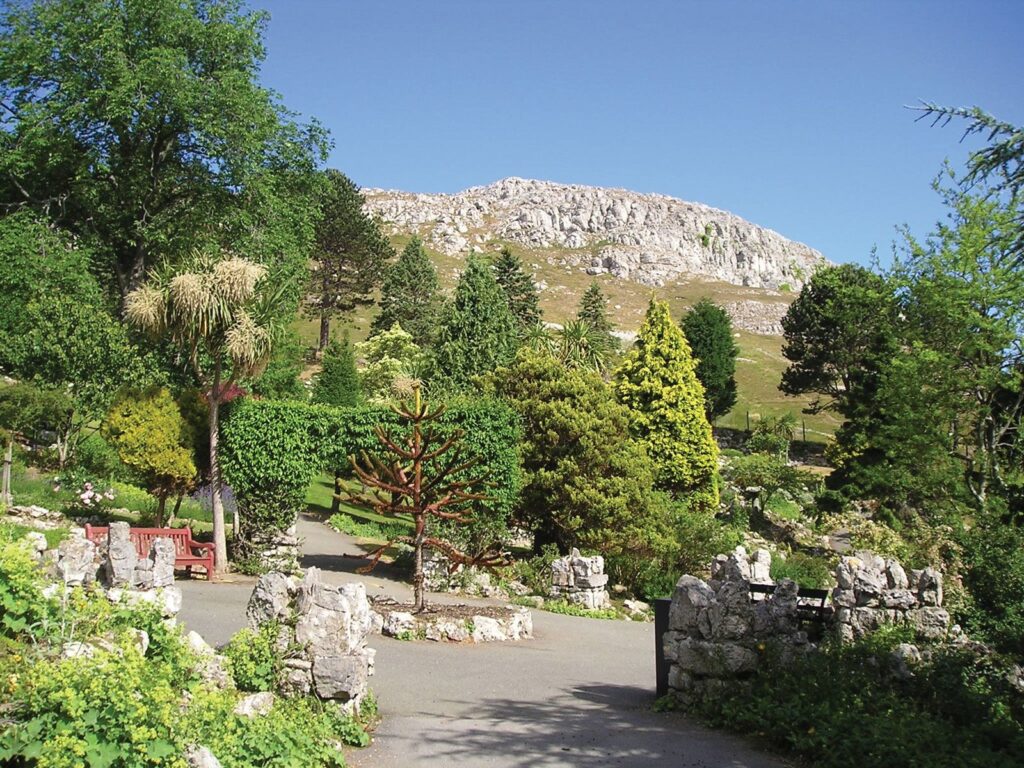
<box><xmin>681</xmin><ymin>298</ymin><xmax>739</xmax><ymax>421</ymax></box>
<box><xmin>312</xmin><ymin>336</ymin><xmax>362</xmax><ymax>407</ymax></box>
<box><xmin>576</xmin><ymin>280</ymin><xmax>620</xmax><ymax>352</ymax></box>
<box><xmin>493</xmin><ymin>246</ymin><xmax>541</xmax><ymax>331</ymax></box>
<box><xmin>372</xmin><ymin>236</ymin><xmax>441</xmax><ymax>347</ymax></box>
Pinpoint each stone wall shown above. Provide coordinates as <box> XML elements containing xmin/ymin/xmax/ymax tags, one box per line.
<box><xmin>550</xmin><ymin>548</ymin><xmax>610</xmax><ymax>610</ymax></box>
<box><xmin>833</xmin><ymin>552</ymin><xmax>949</xmax><ymax>643</ymax></box>
<box><xmin>663</xmin><ymin>547</ymin><xmax>952</xmax><ymax>707</ymax></box>
<box><xmin>44</xmin><ymin>521</ymin><xmax>182</xmax><ymax>617</ymax></box>
<box><xmin>247</xmin><ymin>569</ymin><xmax>375</xmax><ymax>714</ymax></box>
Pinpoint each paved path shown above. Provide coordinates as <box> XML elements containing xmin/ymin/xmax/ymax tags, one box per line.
<box><xmin>178</xmin><ymin>515</ymin><xmax>786</xmax><ymax>768</ymax></box>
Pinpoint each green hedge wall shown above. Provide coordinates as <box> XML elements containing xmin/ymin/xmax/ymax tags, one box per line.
<box><xmin>220</xmin><ymin>397</ymin><xmax>522</xmax><ymax>556</ymax></box>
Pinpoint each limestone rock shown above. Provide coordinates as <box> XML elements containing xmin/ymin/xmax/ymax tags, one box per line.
<box><xmin>669</xmin><ymin>575</ymin><xmax>716</xmax><ymax>633</ymax></box>
<box><xmin>312</xmin><ymin>654</ymin><xmax>368</xmax><ymax>701</ymax></box>
<box><xmin>470</xmin><ymin>616</ymin><xmax>506</xmax><ymax>643</ymax></box>
<box><xmin>56</xmin><ymin>537</ymin><xmax>97</xmax><ymax>586</ymax></box>
<box><xmin>105</xmin><ymin>522</ymin><xmax>137</xmax><ymax>587</ymax></box>
<box><xmin>364</xmin><ymin>178</ymin><xmax>826</xmax><ymax>307</ymax></box>
<box><xmin>234</xmin><ymin>691</ymin><xmax>275</xmax><ymax>718</ymax></box>
<box><xmin>185</xmin><ymin>746</ymin><xmax>222</xmax><ymax>768</ymax></box>
<box><xmin>247</xmin><ymin>571</ymin><xmax>297</xmax><ymax>626</ymax></box>
<box><xmin>382</xmin><ymin>611</ymin><xmax>416</xmax><ymax>637</ymax></box>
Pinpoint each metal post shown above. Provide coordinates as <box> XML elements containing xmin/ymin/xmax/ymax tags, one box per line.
<box><xmin>654</xmin><ymin>597</ymin><xmax>672</xmax><ymax>697</ymax></box>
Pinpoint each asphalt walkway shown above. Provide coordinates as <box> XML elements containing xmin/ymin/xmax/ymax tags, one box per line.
<box><xmin>178</xmin><ymin>515</ymin><xmax>786</xmax><ymax>768</ymax></box>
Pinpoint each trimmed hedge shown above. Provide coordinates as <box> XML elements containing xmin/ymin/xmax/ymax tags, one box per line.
<box><xmin>220</xmin><ymin>397</ymin><xmax>521</xmax><ymax>557</ymax></box>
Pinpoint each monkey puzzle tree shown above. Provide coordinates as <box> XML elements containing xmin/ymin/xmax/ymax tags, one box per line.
<box><xmin>125</xmin><ymin>250</ymin><xmax>282</xmax><ymax>571</ymax></box>
<box><xmin>345</xmin><ymin>386</ymin><xmax>505</xmax><ymax>612</ymax></box>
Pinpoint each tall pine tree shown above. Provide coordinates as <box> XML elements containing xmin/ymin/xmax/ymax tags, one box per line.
<box><xmin>576</xmin><ymin>281</ymin><xmax>620</xmax><ymax>352</ymax></box>
<box><xmin>433</xmin><ymin>255</ymin><xmax>518</xmax><ymax>390</ymax></box>
<box><xmin>681</xmin><ymin>298</ymin><xmax>739</xmax><ymax>421</ymax></box>
<box><xmin>307</xmin><ymin>170</ymin><xmax>394</xmax><ymax>352</ymax></box>
<box><xmin>614</xmin><ymin>299</ymin><xmax>719</xmax><ymax>508</ymax></box>
<box><xmin>493</xmin><ymin>246</ymin><xmax>541</xmax><ymax>330</ymax></box>
<box><xmin>312</xmin><ymin>336</ymin><xmax>362</xmax><ymax>407</ymax></box>
<box><xmin>372</xmin><ymin>236</ymin><xmax>441</xmax><ymax>347</ymax></box>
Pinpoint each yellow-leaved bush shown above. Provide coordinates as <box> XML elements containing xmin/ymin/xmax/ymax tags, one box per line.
<box><xmin>614</xmin><ymin>299</ymin><xmax>719</xmax><ymax>510</ymax></box>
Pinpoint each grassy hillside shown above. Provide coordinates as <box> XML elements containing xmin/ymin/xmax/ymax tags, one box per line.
<box><xmin>293</xmin><ymin>237</ymin><xmax>840</xmax><ymax>440</ymax></box>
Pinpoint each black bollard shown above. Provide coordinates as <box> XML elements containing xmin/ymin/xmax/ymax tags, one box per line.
<box><xmin>654</xmin><ymin>597</ymin><xmax>672</xmax><ymax>697</ymax></box>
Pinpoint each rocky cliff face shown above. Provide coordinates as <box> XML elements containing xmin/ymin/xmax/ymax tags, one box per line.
<box><xmin>364</xmin><ymin>177</ymin><xmax>825</xmax><ymax>292</ymax></box>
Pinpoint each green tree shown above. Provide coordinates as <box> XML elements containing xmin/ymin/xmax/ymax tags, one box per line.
<box><xmin>576</xmin><ymin>281</ymin><xmax>620</xmax><ymax>353</ymax></box>
<box><xmin>914</xmin><ymin>104</ymin><xmax>1024</xmax><ymax>264</ymax></box>
<box><xmin>355</xmin><ymin>324</ymin><xmax>425</xmax><ymax>402</ymax></box>
<box><xmin>483</xmin><ymin>349</ymin><xmax>672</xmax><ymax>557</ymax></box>
<box><xmin>682</xmin><ymin>298</ymin><xmax>739</xmax><ymax>421</ymax></box>
<box><xmin>102</xmin><ymin>387</ymin><xmax>197</xmax><ymax>526</ymax></box>
<box><xmin>493</xmin><ymin>246</ymin><xmax>541</xmax><ymax>331</ymax></box>
<box><xmin>0</xmin><ymin>382</ymin><xmax>72</xmax><ymax>506</ymax></box>
<box><xmin>887</xmin><ymin>187</ymin><xmax>1023</xmax><ymax>511</ymax></box>
<box><xmin>432</xmin><ymin>255</ymin><xmax>517</xmax><ymax>391</ymax></box>
<box><xmin>346</xmin><ymin>386</ymin><xmax>505</xmax><ymax>612</ymax></box>
<box><xmin>249</xmin><ymin>328</ymin><xmax>307</xmax><ymax>402</ymax></box>
<box><xmin>312</xmin><ymin>337</ymin><xmax>361</xmax><ymax>407</ymax></box>
<box><xmin>614</xmin><ymin>299</ymin><xmax>719</xmax><ymax>507</ymax></box>
<box><xmin>780</xmin><ymin>264</ymin><xmax>899</xmax><ymax>415</ymax></box>
<box><xmin>306</xmin><ymin>170</ymin><xmax>394</xmax><ymax>352</ymax></box>
<box><xmin>125</xmin><ymin>250</ymin><xmax>285</xmax><ymax>571</ymax></box>
<box><xmin>0</xmin><ymin>0</ymin><xmax>327</xmax><ymax>299</ymax></box>
<box><xmin>372</xmin><ymin>237</ymin><xmax>441</xmax><ymax>347</ymax></box>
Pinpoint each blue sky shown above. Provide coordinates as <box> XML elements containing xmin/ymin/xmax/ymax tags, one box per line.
<box><xmin>252</xmin><ymin>0</ymin><xmax>1023</xmax><ymax>266</ymax></box>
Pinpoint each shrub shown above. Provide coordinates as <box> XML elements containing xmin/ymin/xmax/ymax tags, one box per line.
<box><xmin>961</xmin><ymin>516</ymin><xmax>1024</xmax><ymax>657</ymax></box>
<box><xmin>507</xmin><ymin>543</ymin><xmax>561</xmax><ymax>596</ymax></box>
<box><xmin>223</xmin><ymin>623</ymin><xmax>283</xmax><ymax>692</ymax></box>
<box><xmin>221</xmin><ymin>397</ymin><xmax>521</xmax><ymax>558</ymax></box>
<box><xmin>770</xmin><ymin>552</ymin><xmax>834</xmax><ymax>589</ymax></box>
<box><xmin>691</xmin><ymin>631</ymin><xmax>1024</xmax><ymax>768</ymax></box>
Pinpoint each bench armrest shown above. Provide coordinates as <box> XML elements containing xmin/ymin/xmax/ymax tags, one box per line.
<box><xmin>188</xmin><ymin>540</ymin><xmax>214</xmax><ymax>554</ymax></box>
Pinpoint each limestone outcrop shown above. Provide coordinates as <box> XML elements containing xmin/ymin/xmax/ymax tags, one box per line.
<box><xmin>364</xmin><ymin>177</ymin><xmax>826</xmax><ymax>293</ymax></box>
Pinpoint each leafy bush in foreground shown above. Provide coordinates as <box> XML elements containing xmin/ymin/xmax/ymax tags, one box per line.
<box><xmin>692</xmin><ymin>629</ymin><xmax>1024</xmax><ymax>768</ymax></box>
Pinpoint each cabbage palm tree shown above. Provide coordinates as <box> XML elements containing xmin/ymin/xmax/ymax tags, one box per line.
<box><xmin>125</xmin><ymin>250</ymin><xmax>283</xmax><ymax>572</ymax></box>
<box><xmin>557</xmin><ymin>319</ymin><xmax>613</xmax><ymax>373</ymax></box>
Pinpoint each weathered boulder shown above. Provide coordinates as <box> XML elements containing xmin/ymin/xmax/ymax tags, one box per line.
<box><xmin>247</xmin><ymin>571</ymin><xmax>296</xmax><ymax>626</ymax></box>
<box><xmin>234</xmin><ymin>691</ymin><xmax>275</xmax><ymax>718</ymax></box>
<box><xmin>105</xmin><ymin>522</ymin><xmax>137</xmax><ymax>587</ymax></box>
<box><xmin>56</xmin><ymin>537</ymin><xmax>97</xmax><ymax>586</ymax></box>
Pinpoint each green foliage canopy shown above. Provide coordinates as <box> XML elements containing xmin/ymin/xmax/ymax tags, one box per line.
<box><xmin>483</xmin><ymin>349</ymin><xmax>672</xmax><ymax>558</ymax></box>
<box><xmin>0</xmin><ymin>0</ymin><xmax>328</xmax><ymax>298</ymax></box>
<box><xmin>614</xmin><ymin>299</ymin><xmax>719</xmax><ymax>507</ymax></box>
<box><xmin>493</xmin><ymin>246</ymin><xmax>541</xmax><ymax>330</ymax></box>
<box><xmin>312</xmin><ymin>337</ymin><xmax>361</xmax><ymax>407</ymax></box>
<box><xmin>682</xmin><ymin>298</ymin><xmax>738</xmax><ymax>421</ymax></box>
<box><xmin>372</xmin><ymin>236</ymin><xmax>441</xmax><ymax>347</ymax></box>
<box><xmin>432</xmin><ymin>255</ymin><xmax>518</xmax><ymax>391</ymax></box>
<box><xmin>307</xmin><ymin>170</ymin><xmax>393</xmax><ymax>350</ymax></box>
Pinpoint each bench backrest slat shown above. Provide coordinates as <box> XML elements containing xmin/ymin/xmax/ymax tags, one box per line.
<box><xmin>83</xmin><ymin>525</ymin><xmax>194</xmax><ymax>559</ymax></box>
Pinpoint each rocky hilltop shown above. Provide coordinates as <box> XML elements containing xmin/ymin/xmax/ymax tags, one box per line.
<box><xmin>364</xmin><ymin>177</ymin><xmax>825</xmax><ymax>292</ymax></box>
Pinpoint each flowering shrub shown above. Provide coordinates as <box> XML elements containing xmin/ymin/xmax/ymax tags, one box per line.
<box><xmin>62</xmin><ymin>481</ymin><xmax>115</xmax><ymax>515</ymax></box>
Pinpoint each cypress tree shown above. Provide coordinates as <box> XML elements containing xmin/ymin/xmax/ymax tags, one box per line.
<box><xmin>681</xmin><ymin>298</ymin><xmax>739</xmax><ymax>421</ymax></box>
<box><xmin>493</xmin><ymin>246</ymin><xmax>541</xmax><ymax>330</ymax></box>
<box><xmin>576</xmin><ymin>280</ymin><xmax>620</xmax><ymax>352</ymax></box>
<box><xmin>312</xmin><ymin>337</ymin><xmax>361</xmax><ymax>407</ymax></box>
<box><xmin>614</xmin><ymin>299</ymin><xmax>719</xmax><ymax>508</ymax></box>
<box><xmin>372</xmin><ymin>236</ymin><xmax>441</xmax><ymax>347</ymax></box>
<box><xmin>433</xmin><ymin>255</ymin><xmax>518</xmax><ymax>390</ymax></box>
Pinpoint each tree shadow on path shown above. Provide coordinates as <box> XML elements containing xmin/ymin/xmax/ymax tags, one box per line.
<box><xmin>369</xmin><ymin>683</ymin><xmax>784</xmax><ymax>768</ymax></box>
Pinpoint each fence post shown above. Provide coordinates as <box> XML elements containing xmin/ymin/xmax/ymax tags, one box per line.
<box><xmin>655</xmin><ymin>597</ymin><xmax>672</xmax><ymax>697</ymax></box>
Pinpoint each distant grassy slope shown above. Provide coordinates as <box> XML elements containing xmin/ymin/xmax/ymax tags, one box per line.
<box><xmin>292</xmin><ymin>235</ymin><xmax>839</xmax><ymax>440</ymax></box>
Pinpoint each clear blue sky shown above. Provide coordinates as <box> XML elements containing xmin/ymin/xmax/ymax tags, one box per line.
<box><xmin>252</xmin><ymin>0</ymin><xmax>1023</xmax><ymax>266</ymax></box>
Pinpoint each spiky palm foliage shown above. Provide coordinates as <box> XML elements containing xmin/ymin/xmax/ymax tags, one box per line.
<box><xmin>557</xmin><ymin>319</ymin><xmax>613</xmax><ymax>373</ymax></box>
<box><xmin>125</xmin><ymin>249</ymin><xmax>285</xmax><ymax>573</ymax></box>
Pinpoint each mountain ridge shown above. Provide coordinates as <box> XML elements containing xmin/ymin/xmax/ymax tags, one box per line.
<box><xmin>363</xmin><ymin>176</ymin><xmax>827</xmax><ymax>297</ymax></box>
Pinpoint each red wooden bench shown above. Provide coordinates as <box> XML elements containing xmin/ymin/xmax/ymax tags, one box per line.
<box><xmin>84</xmin><ymin>525</ymin><xmax>215</xmax><ymax>581</ymax></box>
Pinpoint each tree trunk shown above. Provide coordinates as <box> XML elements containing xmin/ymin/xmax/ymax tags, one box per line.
<box><xmin>209</xmin><ymin>361</ymin><xmax>228</xmax><ymax>573</ymax></box>
<box><xmin>412</xmin><ymin>519</ymin><xmax>425</xmax><ymax>612</ymax></box>
<box><xmin>319</xmin><ymin>312</ymin><xmax>330</xmax><ymax>354</ymax></box>
<box><xmin>156</xmin><ymin>494</ymin><xmax>167</xmax><ymax>528</ymax></box>
<box><xmin>169</xmin><ymin>494</ymin><xmax>183</xmax><ymax>526</ymax></box>
<box><xmin>331</xmin><ymin>472</ymin><xmax>342</xmax><ymax>515</ymax></box>
<box><xmin>1</xmin><ymin>438</ymin><xmax>13</xmax><ymax>507</ymax></box>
